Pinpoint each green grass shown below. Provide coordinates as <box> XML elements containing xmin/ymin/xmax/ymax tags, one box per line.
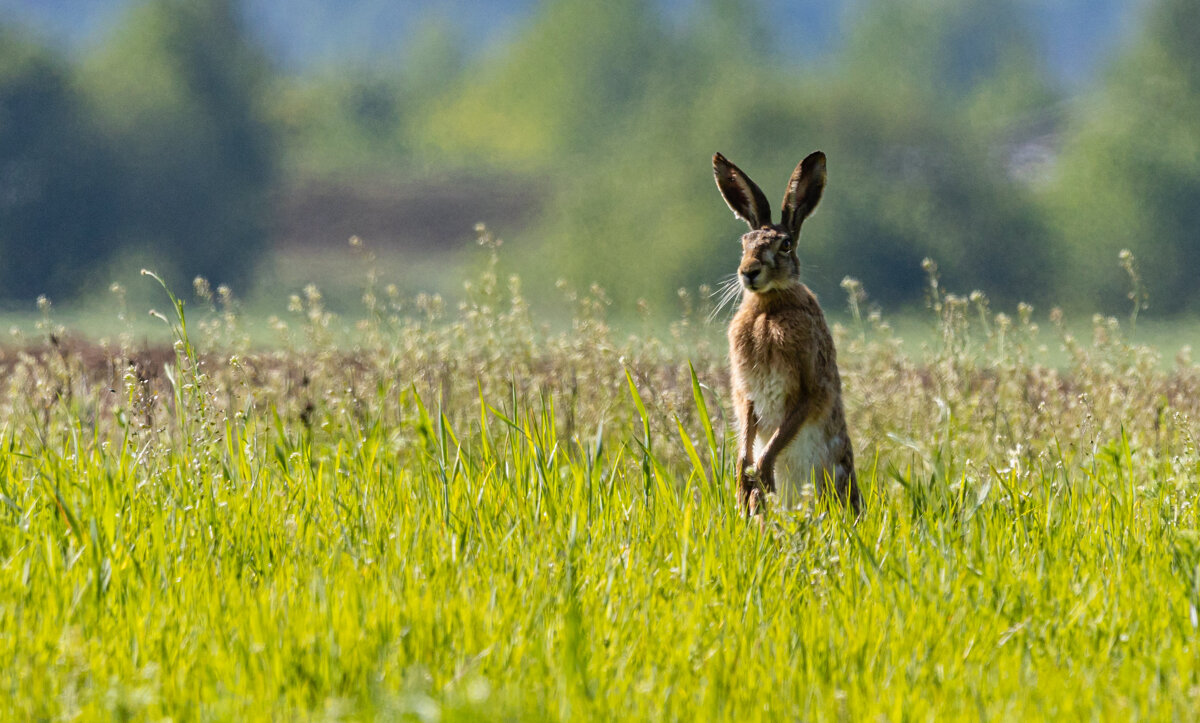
<box><xmin>1</xmin><ymin>253</ymin><xmax>1198</xmax><ymax>720</ymax></box>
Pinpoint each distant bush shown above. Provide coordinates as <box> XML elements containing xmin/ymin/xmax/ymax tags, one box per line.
<box><xmin>1045</xmin><ymin>0</ymin><xmax>1200</xmax><ymax>313</ymax></box>
<box><xmin>0</xmin><ymin>30</ymin><xmax>116</xmax><ymax>301</ymax></box>
<box><xmin>0</xmin><ymin>1</ymin><xmax>280</xmax><ymax>304</ymax></box>
<box><xmin>524</xmin><ymin>0</ymin><xmax>1058</xmax><ymax>310</ymax></box>
<box><xmin>80</xmin><ymin>0</ymin><xmax>279</xmax><ymax>294</ymax></box>
<box><xmin>265</xmin><ymin>0</ymin><xmax>1200</xmax><ymax>314</ymax></box>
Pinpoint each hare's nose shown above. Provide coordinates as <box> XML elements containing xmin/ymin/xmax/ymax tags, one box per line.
<box><xmin>741</xmin><ymin>268</ymin><xmax>761</xmax><ymax>285</ymax></box>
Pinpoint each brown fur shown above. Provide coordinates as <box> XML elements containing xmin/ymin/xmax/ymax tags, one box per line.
<box><xmin>713</xmin><ymin>152</ymin><xmax>861</xmax><ymax>514</ymax></box>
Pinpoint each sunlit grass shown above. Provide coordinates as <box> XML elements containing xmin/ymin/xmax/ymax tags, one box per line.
<box><xmin>0</xmin><ymin>242</ymin><xmax>1198</xmax><ymax>719</ymax></box>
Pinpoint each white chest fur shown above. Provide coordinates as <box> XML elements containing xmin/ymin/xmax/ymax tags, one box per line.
<box><xmin>740</xmin><ymin>364</ymin><xmax>791</xmax><ymax>431</ymax></box>
<box><xmin>737</xmin><ymin>361</ymin><xmax>832</xmax><ymax>500</ymax></box>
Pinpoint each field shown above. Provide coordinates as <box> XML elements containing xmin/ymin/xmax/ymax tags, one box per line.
<box><xmin>2</xmin><ymin>251</ymin><xmax>1199</xmax><ymax>721</ymax></box>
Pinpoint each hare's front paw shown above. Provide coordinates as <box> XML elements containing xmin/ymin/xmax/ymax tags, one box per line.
<box><xmin>737</xmin><ymin>459</ymin><xmax>759</xmax><ymax>508</ymax></box>
<box><xmin>755</xmin><ymin>461</ymin><xmax>776</xmax><ymax>495</ymax></box>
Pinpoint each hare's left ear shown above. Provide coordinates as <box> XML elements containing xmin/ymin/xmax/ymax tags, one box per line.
<box><xmin>781</xmin><ymin>151</ymin><xmax>826</xmax><ymax>238</ymax></box>
<box><xmin>713</xmin><ymin>153</ymin><xmax>772</xmax><ymax>230</ymax></box>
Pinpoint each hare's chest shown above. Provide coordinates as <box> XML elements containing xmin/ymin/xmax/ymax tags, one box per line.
<box><xmin>735</xmin><ymin>361</ymin><xmax>794</xmax><ymax>433</ymax></box>
<box><xmin>730</xmin><ymin>307</ymin><xmax>814</xmax><ymax>431</ymax></box>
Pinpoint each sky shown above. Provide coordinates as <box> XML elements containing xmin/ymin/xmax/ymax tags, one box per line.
<box><xmin>0</xmin><ymin>0</ymin><xmax>1143</xmax><ymax>86</ymax></box>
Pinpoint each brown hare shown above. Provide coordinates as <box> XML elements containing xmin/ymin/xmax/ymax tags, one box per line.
<box><xmin>712</xmin><ymin>151</ymin><xmax>861</xmax><ymax>514</ymax></box>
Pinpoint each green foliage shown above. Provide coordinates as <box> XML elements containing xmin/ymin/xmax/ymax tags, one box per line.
<box><xmin>0</xmin><ymin>29</ymin><xmax>115</xmax><ymax>301</ymax></box>
<box><xmin>531</xmin><ymin>0</ymin><xmax>1058</xmax><ymax>309</ymax></box>
<box><xmin>843</xmin><ymin>0</ymin><xmax>1050</xmax><ymax>114</ymax></box>
<box><xmin>275</xmin><ymin>13</ymin><xmax>466</xmax><ymax>174</ymax></box>
<box><xmin>1045</xmin><ymin>0</ymin><xmax>1200</xmax><ymax>314</ymax></box>
<box><xmin>0</xmin><ymin>254</ymin><xmax>1198</xmax><ymax>718</ymax></box>
<box><xmin>8</xmin><ymin>0</ymin><xmax>1200</xmax><ymax>315</ymax></box>
<box><xmin>80</xmin><ymin>0</ymin><xmax>278</xmax><ymax>293</ymax></box>
<box><xmin>420</xmin><ymin>0</ymin><xmax>668</xmax><ymax>164</ymax></box>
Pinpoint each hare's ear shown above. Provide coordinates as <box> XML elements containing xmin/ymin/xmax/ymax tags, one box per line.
<box><xmin>780</xmin><ymin>151</ymin><xmax>826</xmax><ymax>238</ymax></box>
<box><xmin>713</xmin><ymin>153</ymin><xmax>772</xmax><ymax>230</ymax></box>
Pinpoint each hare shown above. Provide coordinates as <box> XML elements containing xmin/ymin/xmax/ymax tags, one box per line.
<box><xmin>712</xmin><ymin>151</ymin><xmax>861</xmax><ymax>514</ymax></box>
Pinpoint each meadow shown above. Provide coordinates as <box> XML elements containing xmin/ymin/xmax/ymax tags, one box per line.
<box><xmin>1</xmin><ymin>241</ymin><xmax>1199</xmax><ymax>720</ymax></box>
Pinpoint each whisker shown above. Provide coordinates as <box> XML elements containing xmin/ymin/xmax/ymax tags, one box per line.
<box><xmin>710</xmin><ymin>275</ymin><xmax>729</xmax><ymax>300</ymax></box>
<box><xmin>707</xmin><ymin>275</ymin><xmax>743</xmax><ymax>323</ymax></box>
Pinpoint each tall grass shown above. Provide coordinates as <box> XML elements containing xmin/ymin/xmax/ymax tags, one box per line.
<box><xmin>0</xmin><ymin>238</ymin><xmax>1197</xmax><ymax>719</ymax></box>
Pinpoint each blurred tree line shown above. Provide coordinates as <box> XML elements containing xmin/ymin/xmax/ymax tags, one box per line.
<box><xmin>0</xmin><ymin>0</ymin><xmax>275</xmax><ymax>302</ymax></box>
<box><xmin>2</xmin><ymin>0</ymin><xmax>1198</xmax><ymax>313</ymax></box>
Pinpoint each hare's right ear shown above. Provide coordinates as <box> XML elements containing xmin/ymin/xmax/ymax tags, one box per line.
<box><xmin>713</xmin><ymin>153</ymin><xmax>771</xmax><ymax>230</ymax></box>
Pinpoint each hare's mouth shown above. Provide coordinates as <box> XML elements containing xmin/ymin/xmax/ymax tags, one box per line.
<box><xmin>740</xmin><ymin>271</ymin><xmax>770</xmax><ymax>293</ymax></box>
<box><xmin>740</xmin><ymin>273</ymin><xmax>796</xmax><ymax>295</ymax></box>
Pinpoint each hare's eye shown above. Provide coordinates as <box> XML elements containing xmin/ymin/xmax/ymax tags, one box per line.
<box><xmin>779</xmin><ymin>239</ymin><xmax>792</xmax><ymax>252</ymax></box>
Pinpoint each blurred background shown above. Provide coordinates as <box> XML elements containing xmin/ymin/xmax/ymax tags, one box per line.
<box><xmin>1</xmin><ymin>0</ymin><xmax>1197</xmax><ymax>327</ymax></box>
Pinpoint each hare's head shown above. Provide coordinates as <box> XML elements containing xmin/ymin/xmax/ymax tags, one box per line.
<box><xmin>713</xmin><ymin>151</ymin><xmax>826</xmax><ymax>294</ymax></box>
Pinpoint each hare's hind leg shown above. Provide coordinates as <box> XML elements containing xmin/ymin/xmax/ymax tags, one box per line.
<box><xmin>827</xmin><ymin>415</ymin><xmax>861</xmax><ymax>514</ymax></box>
<box><xmin>833</xmin><ymin>452</ymin><xmax>861</xmax><ymax>515</ymax></box>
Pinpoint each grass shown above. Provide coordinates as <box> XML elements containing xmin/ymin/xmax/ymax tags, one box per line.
<box><xmin>0</xmin><ymin>243</ymin><xmax>1198</xmax><ymax>720</ymax></box>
